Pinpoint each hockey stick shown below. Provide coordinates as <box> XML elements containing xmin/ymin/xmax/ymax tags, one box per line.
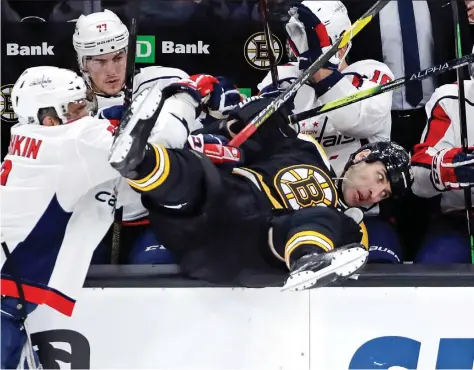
<box><xmin>111</xmin><ymin>4</ymin><xmax>139</xmax><ymax>264</ymax></box>
<box><xmin>259</xmin><ymin>0</ymin><xmax>279</xmax><ymax>87</ymax></box>
<box><xmin>451</xmin><ymin>0</ymin><xmax>474</xmax><ymax>263</ymax></box>
<box><xmin>289</xmin><ymin>54</ymin><xmax>474</xmax><ymax>124</ymax></box>
<box><xmin>228</xmin><ymin>0</ymin><xmax>389</xmax><ymax>147</ymax></box>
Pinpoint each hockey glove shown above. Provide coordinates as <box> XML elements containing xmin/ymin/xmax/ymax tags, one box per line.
<box><xmin>186</xmin><ymin>133</ymin><xmax>243</xmax><ymax>166</ymax></box>
<box><xmin>161</xmin><ymin>78</ymin><xmax>203</xmax><ymax>105</ymax></box>
<box><xmin>432</xmin><ymin>146</ymin><xmax>474</xmax><ymax>190</ymax></box>
<box><xmin>189</xmin><ymin>74</ymin><xmax>243</xmax><ymax>119</ymax></box>
<box><xmin>285</xmin><ymin>3</ymin><xmax>338</xmax><ymax>71</ymax></box>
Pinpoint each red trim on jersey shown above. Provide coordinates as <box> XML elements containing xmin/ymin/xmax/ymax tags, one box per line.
<box><xmin>412</xmin><ymin>103</ymin><xmax>451</xmax><ymax>166</ymax></box>
<box><xmin>1</xmin><ymin>278</ymin><xmax>75</xmax><ymax>316</ymax></box>
<box><xmin>122</xmin><ymin>219</ymin><xmax>150</xmax><ymax>226</ymax></box>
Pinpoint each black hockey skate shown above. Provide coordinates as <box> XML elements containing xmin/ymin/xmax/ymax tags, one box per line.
<box><xmin>281</xmin><ymin>243</ymin><xmax>368</xmax><ymax>291</ymax></box>
<box><xmin>109</xmin><ymin>84</ymin><xmax>165</xmax><ymax>178</ymax></box>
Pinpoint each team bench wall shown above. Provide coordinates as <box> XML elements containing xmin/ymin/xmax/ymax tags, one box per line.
<box><xmin>26</xmin><ymin>267</ymin><xmax>474</xmax><ymax>369</ymax></box>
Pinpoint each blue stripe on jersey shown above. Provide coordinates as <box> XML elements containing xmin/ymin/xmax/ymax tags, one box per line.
<box><xmin>133</xmin><ymin>75</ymin><xmax>184</xmax><ymax>95</ymax></box>
<box><xmin>1</xmin><ymin>194</ymin><xmax>72</xmax><ymax>288</ymax></box>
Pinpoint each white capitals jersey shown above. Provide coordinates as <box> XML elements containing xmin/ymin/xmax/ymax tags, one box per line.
<box><xmin>0</xmin><ymin>117</ymin><xmax>128</xmax><ymax>316</ymax></box>
<box><xmin>258</xmin><ymin>60</ymin><xmax>393</xmax><ymax>176</ymax></box>
<box><xmin>96</xmin><ymin>66</ymin><xmax>190</xmax><ymax>222</ymax></box>
<box><xmin>411</xmin><ymin>81</ymin><xmax>474</xmax><ymax>213</ymax></box>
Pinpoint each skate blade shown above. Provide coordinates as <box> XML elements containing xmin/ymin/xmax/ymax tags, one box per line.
<box><xmin>109</xmin><ymin>134</ymin><xmax>134</xmax><ymax>168</ymax></box>
<box><xmin>281</xmin><ymin>247</ymin><xmax>368</xmax><ymax>292</ymax></box>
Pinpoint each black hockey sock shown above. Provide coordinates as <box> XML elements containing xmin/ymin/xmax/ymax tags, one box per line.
<box><xmin>288</xmin><ymin>244</ymin><xmax>326</xmax><ymax>267</ymax></box>
<box><xmin>127</xmin><ymin>144</ymin><xmax>162</xmax><ymax>181</ymax></box>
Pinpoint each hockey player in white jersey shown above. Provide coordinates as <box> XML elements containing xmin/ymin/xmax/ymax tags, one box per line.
<box><xmin>411</xmin><ymin>62</ymin><xmax>474</xmax><ymax>263</ymax></box>
<box><xmin>0</xmin><ymin>66</ymin><xmax>128</xmax><ymax>369</ymax></box>
<box><xmin>258</xmin><ymin>1</ymin><xmax>401</xmax><ymax>264</ymax></box>
<box><xmin>72</xmin><ymin>9</ymin><xmax>242</xmax><ymax>263</ymax></box>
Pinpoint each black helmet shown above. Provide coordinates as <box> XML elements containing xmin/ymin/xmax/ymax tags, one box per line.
<box><xmin>345</xmin><ymin>141</ymin><xmax>413</xmax><ymax>197</ymax></box>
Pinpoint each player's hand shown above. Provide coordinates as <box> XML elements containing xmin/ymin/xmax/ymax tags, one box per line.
<box><xmin>189</xmin><ymin>74</ymin><xmax>243</xmax><ymax>119</ymax></box>
<box><xmin>186</xmin><ymin>133</ymin><xmax>243</xmax><ymax>166</ymax></box>
<box><xmin>285</xmin><ymin>3</ymin><xmax>338</xmax><ymax>71</ymax></box>
<box><xmin>432</xmin><ymin>146</ymin><xmax>474</xmax><ymax>190</ymax></box>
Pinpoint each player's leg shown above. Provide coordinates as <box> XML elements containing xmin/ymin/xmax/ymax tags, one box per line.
<box><xmin>415</xmin><ymin>214</ymin><xmax>471</xmax><ymax>263</ymax></box>
<box><xmin>127</xmin><ymin>226</ymin><xmax>176</xmax><ymax>264</ymax></box>
<box><xmin>364</xmin><ymin>216</ymin><xmax>403</xmax><ymax>264</ymax></box>
<box><xmin>1</xmin><ymin>299</ymin><xmax>40</xmax><ymax>369</ymax></box>
<box><xmin>268</xmin><ymin>207</ymin><xmax>369</xmax><ymax>291</ymax></box>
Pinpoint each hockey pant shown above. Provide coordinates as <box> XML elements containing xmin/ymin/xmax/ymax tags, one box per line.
<box><xmin>364</xmin><ymin>217</ymin><xmax>403</xmax><ymax>264</ymax></box>
<box><xmin>91</xmin><ymin>222</ymin><xmax>175</xmax><ymax>264</ymax></box>
<box><xmin>415</xmin><ymin>213</ymin><xmax>472</xmax><ymax>264</ymax></box>
<box><xmin>1</xmin><ymin>298</ymin><xmax>39</xmax><ymax>369</ymax></box>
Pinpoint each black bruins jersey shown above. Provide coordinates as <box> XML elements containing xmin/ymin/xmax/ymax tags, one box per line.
<box><xmin>233</xmin><ymin>133</ymin><xmax>339</xmax><ymax>211</ymax></box>
<box><xmin>231</xmin><ymin>133</ymin><xmax>368</xmax><ymax>248</ymax></box>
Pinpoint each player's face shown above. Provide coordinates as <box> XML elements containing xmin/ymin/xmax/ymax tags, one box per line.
<box><xmin>342</xmin><ymin>150</ymin><xmax>392</xmax><ymax>207</ymax></box>
<box><xmin>85</xmin><ymin>49</ymin><xmax>127</xmax><ymax>96</ymax></box>
<box><xmin>64</xmin><ymin>91</ymin><xmax>98</xmax><ymax>123</ymax></box>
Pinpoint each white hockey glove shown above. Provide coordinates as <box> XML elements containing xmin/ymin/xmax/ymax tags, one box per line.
<box><xmin>285</xmin><ymin>3</ymin><xmax>339</xmax><ymax>71</ymax></box>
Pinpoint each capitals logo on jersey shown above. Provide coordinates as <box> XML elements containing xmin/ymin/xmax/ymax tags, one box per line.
<box><xmin>299</xmin><ymin>116</ymin><xmax>356</xmax><ymax>146</ymax></box>
<box><xmin>274</xmin><ymin>164</ymin><xmax>338</xmax><ymax>210</ymax></box>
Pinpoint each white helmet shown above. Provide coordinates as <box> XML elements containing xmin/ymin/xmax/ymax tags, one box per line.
<box><xmin>73</xmin><ymin>9</ymin><xmax>129</xmax><ymax>72</ymax></box>
<box><xmin>301</xmin><ymin>1</ymin><xmax>352</xmax><ymax>63</ymax></box>
<box><xmin>11</xmin><ymin>66</ymin><xmax>88</xmax><ymax>124</ymax></box>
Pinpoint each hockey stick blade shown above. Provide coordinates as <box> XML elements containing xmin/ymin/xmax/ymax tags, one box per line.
<box><xmin>228</xmin><ymin>0</ymin><xmax>389</xmax><ymax>147</ymax></box>
<box><xmin>289</xmin><ymin>53</ymin><xmax>474</xmax><ymax>124</ymax></box>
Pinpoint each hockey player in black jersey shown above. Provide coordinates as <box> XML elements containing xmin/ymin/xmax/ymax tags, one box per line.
<box><xmin>108</xmin><ymin>79</ymin><xmax>413</xmax><ymax>290</ymax></box>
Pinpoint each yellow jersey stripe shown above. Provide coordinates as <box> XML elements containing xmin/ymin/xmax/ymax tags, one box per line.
<box><xmin>286</xmin><ymin>230</ymin><xmax>334</xmax><ymax>252</ymax></box>
<box><xmin>128</xmin><ymin>144</ymin><xmax>170</xmax><ymax>192</ymax></box>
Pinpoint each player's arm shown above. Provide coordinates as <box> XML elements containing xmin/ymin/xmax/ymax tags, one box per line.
<box><xmin>125</xmin><ymin>143</ymin><xmax>219</xmax><ymax>215</ymax></box>
<box><xmin>313</xmin><ymin>61</ymin><xmax>394</xmax><ymax>139</ymax></box>
<box><xmin>411</xmin><ymin>85</ymin><xmax>466</xmax><ymax>197</ymax></box>
<box><xmin>132</xmin><ymin>66</ymin><xmax>190</xmax><ymax>96</ymax></box>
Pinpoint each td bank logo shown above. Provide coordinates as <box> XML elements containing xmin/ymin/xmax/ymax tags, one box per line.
<box><xmin>135</xmin><ymin>35</ymin><xmax>155</xmax><ymax>63</ymax></box>
<box><xmin>238</xmin><ymin>88</ymin><xmax>252</xmax><ymax>98</ymax></box>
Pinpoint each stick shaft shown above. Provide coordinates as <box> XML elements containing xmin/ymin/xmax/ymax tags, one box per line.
<box><xmin>259</xmin><ymin>0</ymin><xmax>279</xmax><ymax>87</ymax></box>
<box><xmin>289</xmin><ymin>54</ymin><xmax>474</xmax><ymax>123</ymax></box>
<box><xmin>111</xmin><ymin>4</ymin><xmax>139</xmax><ymax>264</ymax></box>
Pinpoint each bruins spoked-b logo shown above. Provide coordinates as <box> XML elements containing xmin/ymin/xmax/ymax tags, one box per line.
<box><xmin>275</xmin><ymin>165</ymin><xmax>338</xmax><ymax>210</ymax></box>
<box><xmin>1</xmin><ymin>84</ymin><xmax>18</xmax><ymax>123</ymax></box>
<box><xmin>244</xmin><ymin>32</ymin><xmax>283</xmax><ymax>70</ymax></box>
